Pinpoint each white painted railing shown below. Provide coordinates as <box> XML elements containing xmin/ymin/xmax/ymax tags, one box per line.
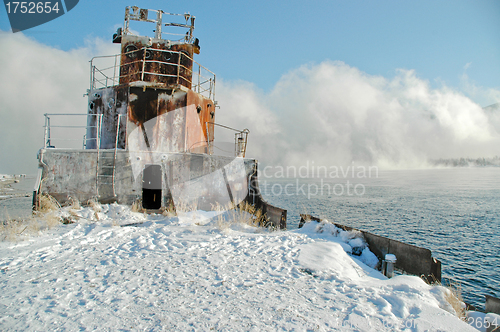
<box><xmin>90</xmin><ymin>47</ymin><xmax>216</xmax><ymax>100</ymax></box>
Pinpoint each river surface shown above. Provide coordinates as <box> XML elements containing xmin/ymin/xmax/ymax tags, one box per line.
<box><xmin>261</xmin><ymin>167</ymin><xmax>500</xmax><ymax>309</ymax></box>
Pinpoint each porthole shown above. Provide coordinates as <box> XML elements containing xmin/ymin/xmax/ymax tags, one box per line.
<box><xmin>163</xmin><ymin>51</ymin><xmax>172</xmax><ymax>61</ymax></box>
<box><xmin>125</xmin><ymin>44</ymin><xmax>138</xmax><ymax>59</ymax></box>
<box><xmin>145</xmin><ymin>50</ymin><xmax>152</xmax><ymax>59</ymax></box>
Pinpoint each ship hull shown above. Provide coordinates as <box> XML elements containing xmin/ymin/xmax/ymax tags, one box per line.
<box><xmin>35</xmin><ymin>149</ymin><xmax>286</xmax><ymax>229</ymax></box>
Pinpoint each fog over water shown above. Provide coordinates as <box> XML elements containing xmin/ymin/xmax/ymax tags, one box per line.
<box><xmin>218</xmin><ymin>63</ymin><xmax>500</xmax><ymax>169</ymax></box>
<box><xmin>1</xmin><ymin>32</ymin><xmax>500</xmax><ymax>174</ymax></box>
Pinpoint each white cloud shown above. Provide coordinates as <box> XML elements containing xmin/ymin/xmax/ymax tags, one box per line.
<box><xmin>217</xmin><ymin>61</ymin><xmax>500</xmax><ymax>169</ymax></box>
<box><xmin>0</xmin><ymin>34</ymin><xmax>498</xmax><ymax>174</ymax></box>
<box><xmin>215</xmin><ymin>80</ymin><xmax>282</xmax><ymax>161</ymax></box>
<box><xmin>460</xmin><ymin>71</ymin><xmax>500</xmax><ymax>109</ymax></box>
<box><xmin>0</xmin><ymin>32</ymin><xmax>119</xmax><ymax>174</ymax></box>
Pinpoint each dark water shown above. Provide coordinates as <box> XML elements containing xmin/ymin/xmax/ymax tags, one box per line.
<box><xmin>261</xmin><ymin>168</ymin><xmax>500</xmax><ymax>310</ymax></box>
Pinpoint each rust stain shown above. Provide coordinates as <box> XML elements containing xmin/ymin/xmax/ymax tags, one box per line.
<box><xmin>186</xmin><ymin>89</ymin><xmax>214</xmax><ymax>152</ymax></box>
<box><xmin>119</xmin><ymin>40</ymin><xmax>194</xmax><ymax>88</ymax></box>
<box><xmin>127</xmin><ymin>87</ymin><xmax>160</xmax><ymax>125</ymax></box>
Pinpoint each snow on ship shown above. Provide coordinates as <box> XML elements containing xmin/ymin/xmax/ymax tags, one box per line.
<box><xmin>33</xmin><ymin>6</ymin><xmax>286</xmax><ymax>229</ymax></box>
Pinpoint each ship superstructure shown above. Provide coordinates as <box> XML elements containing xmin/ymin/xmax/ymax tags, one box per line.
<box><xmin>34</xmin><ymin>6</ymin><xmax>286</xmax><ymax>228</ymax></box>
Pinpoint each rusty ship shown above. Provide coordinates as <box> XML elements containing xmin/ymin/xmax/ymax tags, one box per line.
<box><xmin>33</xmin><ymin>6</ymin><xmax>286</xmax><ymax>229</ymax></box>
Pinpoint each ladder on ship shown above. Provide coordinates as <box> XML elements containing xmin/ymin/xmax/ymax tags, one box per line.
<box><xmin>96</xmin><ymin>150</ymin><xmax>117</xmax><ymax>201</ymax></box>
<box><xmin>95</xmin><ymin>114</ymin><xmax>122</xmax><ymax>202</ymax></box>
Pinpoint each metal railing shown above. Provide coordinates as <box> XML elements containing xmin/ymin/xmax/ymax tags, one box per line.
<box><xmin>43</xmin><ymin>113</ymin><xmax>125</xmax><ymax>198</ymax></box>
<box><xmin>123</xmin><ymin>7</ymin><xmax>196</xmax><ymax>43</ymax></box>
<box><xmin>43</xmin><ymin>113</ymin><xmax>125</xmax><ymax>151</ymax></box>
<box><xmin>42</xmin><ymin>114</ymin><xmax>249</xmax><ymax>158</ymax></box>
<box><xmin>43</xmin><ymin>113</ymin><xmax>95</xmax><ymax>149</ymax></box>
<box><xmin>90</xmin><ymin>47</ymin><xmax>216</xmax><ymax>100</ymax></box>
<box><xmin>205</xmin><ymin>122</ymin><xmax>250</xmax><ymax>158</ymax></box>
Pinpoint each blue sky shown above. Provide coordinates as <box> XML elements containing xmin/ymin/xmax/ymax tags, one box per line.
<box><xmin>1</xmin><ymin>0</ymin><xmax>499</xmax><ymax>101</ymax></box>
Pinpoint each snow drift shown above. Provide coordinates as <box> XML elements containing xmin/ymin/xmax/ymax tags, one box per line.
<box><xmin>0</xmin><ymin>203</ymin><xmax>477</xmax><ymax>331</ymax></box>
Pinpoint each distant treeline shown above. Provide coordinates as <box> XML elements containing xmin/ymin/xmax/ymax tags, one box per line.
<box><xmin>430</xmin><ymin>156</ymin><xmax>500</xmax><ymax>167</ymax></box>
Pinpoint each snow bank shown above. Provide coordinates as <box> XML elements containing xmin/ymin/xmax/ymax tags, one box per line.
<box><xmin>0</xmin><ymin>204</ymin><xmax>477</xmax><ymax>331</ymax></box>
<box><xmin>297</xmin><ymin>219</ymin><xmax>380</xmax><ymax>269</ymax></box>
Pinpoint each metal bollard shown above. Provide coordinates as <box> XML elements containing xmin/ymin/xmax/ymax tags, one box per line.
<box><xmin>384</xmin><ymin>254</ymin><xmax>397</xmax><ymax>278</ymax></box>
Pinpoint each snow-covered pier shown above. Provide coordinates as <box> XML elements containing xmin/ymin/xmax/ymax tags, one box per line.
<box><xmin>299</xmin><ymin>214</ymin><xmax>442</xmax><ymax>282</ymax></box>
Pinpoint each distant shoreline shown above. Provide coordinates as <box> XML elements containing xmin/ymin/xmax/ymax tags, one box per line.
<box><xmin>429</xmin><ymin>156</ymin><xmax>500</xmax><ymax>168</ymax></box>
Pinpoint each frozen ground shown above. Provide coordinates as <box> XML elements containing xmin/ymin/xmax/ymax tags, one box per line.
<box><xmin>0</xmin><ymin>204</ymin><xmax>482</xmax><ymax>331</ymax></box>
